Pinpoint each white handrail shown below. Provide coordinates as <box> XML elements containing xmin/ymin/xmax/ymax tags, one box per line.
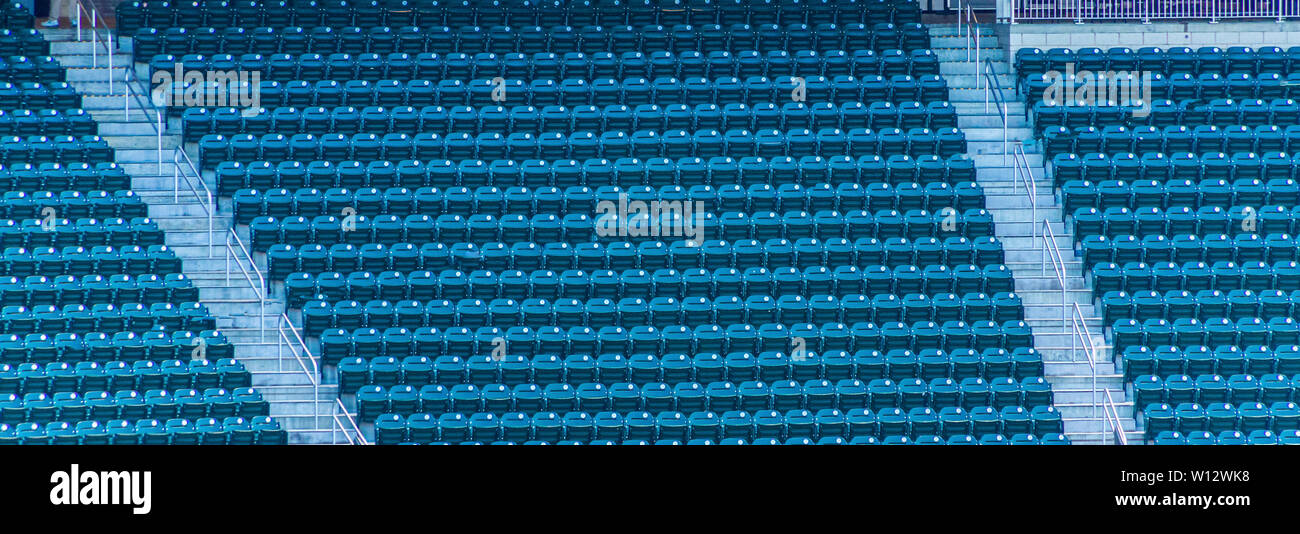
<box><xmin>1011</xmin><ymin>143</ymin><xmax>1038</xmax><ymax>242</ymax></box>
<box><xmin>1008</xmin><ymin>0</ymin><xmax>1299</xmax><ymax>23</ymax></box>
<box><xmin>277</xmin><ymin>313</ymin><xmax>317</xmax><ymax>381</ymax></box>
<box><xmin>1104</xmin><ymin>388</ymin><xmax>1129</xmax><ymax>445</ymax></box>
<box><xmin>1070</xmin><ymin>302</ymin><xmax>1098</xmax><ymax>422</ymax></box>
<box><xmin>172</xmin><ymin>148</ymin><xmax>216</xmax><ymax>257</ymax></box>
<box><xmin>333</xmin><ymin>398</ymin><xmax>369</xmax><ymax>445</ymax></box>
<box><xmin>1040</xmin><ymin>217</ymin><xmax>1066</xmax><ymax>288</ymax></box>
<box><xmin>224</xmin><ymin>228</ymin><xmax>267</xmax><ymax>345</ymax></box>
<box><xmin>71</xmin><ymin>0</ymin><xmax>166</xmax><ymax>171</ymax></box>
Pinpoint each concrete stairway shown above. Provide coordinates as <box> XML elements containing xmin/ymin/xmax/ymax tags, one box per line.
<box><xmin>45</xmin><ymin>29</ymin><xmax>359</xmax><ymax>444</ymax></box>
<box><xmin>932</xmin><ymin>23</ymin><xmax>1141</xmax><ymax>444</ymax></box>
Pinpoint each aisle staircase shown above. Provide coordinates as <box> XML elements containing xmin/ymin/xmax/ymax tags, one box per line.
<box><xmin>931</xmin><ymin>22</ymin><xmax>1142</xmax><ymax>444</ymax></box>
<box><xmin>44</xmin><ymin>27</ymin><xmax>364</xmax><ymax>443</ymax></box>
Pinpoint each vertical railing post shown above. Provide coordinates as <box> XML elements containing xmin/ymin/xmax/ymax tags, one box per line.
<box><xmin>208</xmin><ymin>190</ymin><xmax>215</xmax><ymax>258</ymax></box>
<box><xmin>75</xmin><ymin>3</ymin><xmax>81</xmax><ymax>42</ymax></box>
<box><xmin>107</xmin><ymin>31</ymin><xmax>114</xmax><ymax>96</ymax></box>
<box><xmin>157</xmin><ymin>111</ymin><xmax>164</xmax><ymax>174</ymax></box>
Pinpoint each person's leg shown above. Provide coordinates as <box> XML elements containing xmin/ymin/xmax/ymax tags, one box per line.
<box><xmin>41</xmin><ymin>0</ymin><xmax>64</xmax><ymax>27</ymax></box>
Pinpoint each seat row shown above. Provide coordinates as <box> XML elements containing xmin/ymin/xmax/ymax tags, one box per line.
<box><xmin>0</xmin><ymin>135</ymin><xmax>113</xmax><ymax>164</ymax></box>
<box><xmin>117</xmin><ymin>0</ymin><xmax>922</xmax><ymax>31</ymax></box>
<box><xmin>356</xmin><ymin>377</ymin><xmax>1053</xmax><ymax>419</ymax></box>
<box><xmin>249</xmin><ymin>208</ymin><xmax>993</xmax><ymax>249</ymax></box>
<box><xmin>1112</xmin><ymin>317</ymin><xmax>1300</xmax><ymax>356</ymax></box>
<box><xmin>0</xmin><ymin>190</ymin><xmax>145</xmax><ymax>221</ymax></box>
<box><xmin>371</xmin><ymin>405</ymin><xmax>1059</xmax><ymax>445</ymax></box>
<box><xmin>1121</xmin><ymin>344</ymin><xmax>1300</xmax><ymax>381</ymax></box>
<box><xmin>1079</xmin><ymin>234</ymin><xmax>1300</xmax><ymax>269</ymax></box>
<box><xmin>0</xmin><ymin>217</ymin><xmax>162</xmax><ymax>249</ymax></box>
<box><xmin>0</xmin><ymin>245</ymin><xmax>181</xmax><ymax>277</ymax></box>
<box><xmin>197</xmin><ymin>127</ymin><xmax>968</xmax><ymax>169</ymax></box>
<box><xmin>183</xmin><ymin>100</ymin><xmax>959</xmax><ymax>141</ymax></box>
<box><xmin>284</xmin><ymin>264</ymin><xmax>1017</xmax><ymax>308</ymax></box>
<box><xmin>1148</xmin><ymin>429</ymin><xmax>1299</xmax><ymax>445</ymax></box>
<box><xmin>1016</xmin><ymin>46</ymin><xmax>1300</xmax><ymax>77</ymax></box>
<box><xmin>0</xmin><ymin>358</ymin><xmax>251</xmax><ymax>395</ymax></box>
<box><xmin>0</xmin><ymin>83</ymin><xmax>80</xmax><ymax>111</ymax></box>
<box><xmin>1072</xmin><ymin>205</ymin><xmax>1300</xmax><ymax>240</ymax></box>
<box><xmin>382</xmin><ymin>434</ymin><xmax>1069</xmax><ymax>445</ymax></box>
<box><xmin>1102</xmin><ymin>289</ymin><xmax>1300</xmax><ymax>324</ymax></box>
<box><xmin>0</xmin><ymin>162</ymin><xmax>131</xmax><ymax>193</ymax></box>
<box><xmin>1134</xmin><ymin>374</ymin><xmax>1300</xmax><ymax>408</ymax></box>
<box><xmin>300</xmin><ymin>291</ymin><xmax>1023</xmax><ymax>335</ymax></box>
<box><xmin>194</xmin><ymin>76</ymin><xmax>951</xmax><ymax>116</ymax></box>
<box><xmin>1023</xmin><ymin>72</ymin><xmax>1297</xmax><ymax>103</ymax></box>
<box><xmin>0</xmin><ymin>273</ymin><xmax>198</xmax><ymax>307</ymax></box>
<box><xmin>0</xmin><ymin>387</ymin><xmax>268</xmax><ymax>424</ymax></box>
<box><xmin>1060</xmin><ymin>178</ymin><xmax>1299</xmax><ymax>213</ymax></box>
<box><xmin>0</xmin><ymin>55</ymin><xmax>63</xmax><ymax>84</ymax></box>
<box><xmin>0</xmin><ymin>108</ymin><xmax>95</xmax><ymax>137</ymax></box>
<box><xmin>1033</xmin><ymin>99</ymin><xmax>1300</xmax><ymax>130</ymax></box>
<box><xmin>316</xmin><ymin>320</ymin><xmax>1035</xmax><ymax>364</ymax></box>
<box><xmin>130</xmin><ymin>22</ymin><xmax>931</xmax><ymax>60</ymax></box>
<box><xmin>0</xmin><ymin>330</ymin><xmax>233</xmax><ymax>365</ymax></box>
<box><xmin>0</xmin><ymin>416</ymin><xmax>286</xmax><ymax>445</ymax></box>
<box><xmin>1040</xmin><ymin>125</ymin><xmax>1300</xmax><ymax>158</ymax></box>
<box><xmin>213</xmin><ymin>154</ymin><xmax>977</xmax><ymax>193</ymax></box>
<box><xmin>1089</xmin><ymin>260</ymin><xmax>1300</xmax><ymax>296</ymax></box>
<box><xmin>230</xmin><ymin>181</ymin><xmax>983</xmax><ymax>223</ymax></box>
<box><xmin>0</xmin><ymin>30</ymin><xmax>45</xmax><ymax>58</ymax></box>
<box><xmin>0</xmin><ymin>302</ymin><xmax>215</xmax><ymax>336</ymax></box>
<box><xmin>278</xmin><ymin>248</ymin><xmax>1009</xmax><ymax>304</ymax></box>
<box><xmin>1143</xmin><ymin>401</ymin><xmax>1300</xmax><ymax>440</ymax></box>
<box><xmin>1051</xmin><ymin>151</ymin><xmax>1300</xmax><ymax>186</ymax></box>
<box><xmin>338</xmin><ymin>347</ymin><xmax>1045</xmax><ymax>391</ymax></box>
<box><xmin>0</xmin><ymin>2</ymin><xmax>28</xmax><ymax>30</ymax></box>
<box><xmin>155</xmin><ymin>48</ymin><xmax>942</xmax><ymax>86</ymax></box>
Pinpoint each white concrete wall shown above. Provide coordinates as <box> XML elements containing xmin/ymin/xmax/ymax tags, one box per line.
<box><xmin>1007</xmin><ymin>21</ymin><xmax>1300</xmax><ymax>53</ymax></box>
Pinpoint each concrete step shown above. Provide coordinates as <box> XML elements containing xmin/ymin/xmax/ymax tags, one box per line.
<box><xmin>953</xmin><ymin>101</ymin><xmax>1026</xmax><ymax>114</ymax></box>
<box><xmin>935</xmin><ymin>49</ymin><xmax>1004</xmax><ymax>63</ymax></box>
<box><xmin>57</xmin><ymin>53</ymin><xmax>133</xmax><ymax>68</ymax></box>
<box><xmin>940</xmin><ymin>61</ymin><xmax>1011</xmax><ymax>76</ymax></box>
<box><xmin>65</xmin><ymin>67</ymin><xmax>130</xmax><ymax>82</ymax></box>
<box><xmin>945</xmin><ymin>73</ymin><xmax>1016</xmax><ymax>89</ymax></box>
<box><xmin>958</xmin><ymin>114</ymin><xmax>1030</xmax><ymax>129</ymax></box>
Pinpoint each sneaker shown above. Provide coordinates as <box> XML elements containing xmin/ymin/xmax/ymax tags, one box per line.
<box><xmin>40</xmin><ymin>19</ymin><xmax>59</xmax><ymax>28</ymax></box>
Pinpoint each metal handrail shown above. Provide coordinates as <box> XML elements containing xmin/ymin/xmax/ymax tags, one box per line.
<box><xmin>277</xmin><ymin>313</ymin><xmax>318</xmax><ymax>381</ymax></box>
<box><xmin>71</xmin><ymin>0</ymin><xmax>166</xmax><ymax>171</ymax></box>
<box><xmin>1041</xmin><ymin>217</ymin><xmax>1071</xmax><ymax>347</ymax></box>
<box><xmin>333</xmin><ymin>398</ymin><xmax>368</xmax><ymax>445</ymax></box>
<box><xmin>1011</xmin><ymin>143</ymin><xmax>1038</xmax><ymax>242</ymax></box>
<box><xmin>983</xmin><ymin>57</ymin><xmax>1009</xmax><ymax>163</ymax></box>
<box><xmin>1040</xmin><ymin>217</ymin><xmax>1067</xmax><ymax>286</ymax></box>
<box><xmin>224</xmin><ymin>228</ymin><xmax>268</xmax><ymax>345</ymax></box>
<box><xmin>172</xmin><ymin>148</ymin><xmax>216</xmax><ymax>256</ymax></box>
<box><xmin>1070</xmin><ymin>302</ymin><xmax>1099</xmax><ymax>422</ymax></box>
<box><xmin>1008</xmin><ymin>0</ymin><xmax>1300</xmax><ymax>23</ymax></box>
<box><xmin>1104</xmin><ymin>388</ymin><xmax>1129</xmax><ymax>445</ymax></box>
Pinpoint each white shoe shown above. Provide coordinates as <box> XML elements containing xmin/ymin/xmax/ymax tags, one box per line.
<box><xmin>40</xmin><ymin>19</ymin><xmax>59</xmax><ymax>28</ymax></box>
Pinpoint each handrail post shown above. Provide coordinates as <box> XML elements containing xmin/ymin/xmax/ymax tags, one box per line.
<box><xmin>157</xmin><ymin>111</ymin><xmax>164</xmax><ymax>174</ymax></box>
<box><xmin>107</xmin><ymin>31</ymin><xmax>114</xmax><ymax>96</ymax></box>
<box><xmin>75</xmin><ymin>3</ymin><xmax>81</xmax><ymax>42</ymax></box>
<box><xmin>208</xmin><ymin>189</ymin><xmax>215</xmax><ymax>258</ymax></box>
